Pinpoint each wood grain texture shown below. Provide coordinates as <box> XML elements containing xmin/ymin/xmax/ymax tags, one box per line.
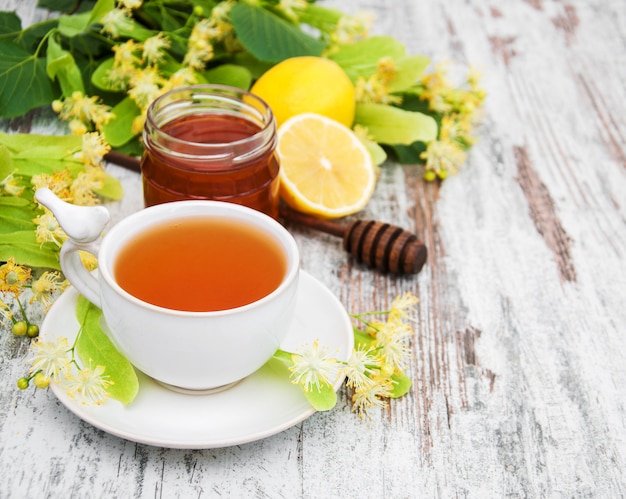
<box><xmin>1</xmin><ymin>0</ymin><xmax>625</xmax><ymax>497</ymax></box>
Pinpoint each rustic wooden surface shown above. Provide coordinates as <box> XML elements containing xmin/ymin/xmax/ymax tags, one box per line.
<box><xmin>1</xmin><ymin>0</ymin><xmax>625</xmax><ymax>497</ymax></box>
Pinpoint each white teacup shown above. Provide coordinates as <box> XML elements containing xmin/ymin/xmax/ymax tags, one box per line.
<box><xmin>35</xmin><ymin>188</ymin><xmax>300</xmax><ymax>391</ymax></box>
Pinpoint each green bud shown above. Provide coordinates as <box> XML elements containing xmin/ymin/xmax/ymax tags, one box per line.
<box><xmin>17</xmin><ymin>378</ymin><xmax>29</xmax><ymax>390</ymax></box>
<box><xmin>423</xmin><ymin>170</ymin><xmax>436</xmax><ymax>182</ymax></box>
<box><xmin>27</xmin><ymin>324</ymin><xmax>40</xmax><ymax>338</ymax></box>
<box><xmin>193</xmin><ymin>6</ymin><xmax>203</xmax><ymax>16</ymax></box>
<box><xmin>12</xmin><ymin>321</ymin><xmax>27</xmax><ymax>337</ymax></box>
<box><xmin>33</xmin><ymin>372</ymin><xmax>50</xmax><ymax>389</ymax></box>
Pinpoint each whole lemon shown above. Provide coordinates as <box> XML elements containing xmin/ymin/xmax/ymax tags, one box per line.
<box><xmin>251</xmin><ymin>56</ymin><xmax>355</xmax><ymax>128</ymax></box>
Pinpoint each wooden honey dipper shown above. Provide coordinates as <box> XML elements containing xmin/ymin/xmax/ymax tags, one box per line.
<box><xmin>104</xmin><ymin>151</ymin><xmax>427</xmax><ymax>275</ymax></box>
<box><xmin>279</xmin><ymin>206</ymin><xmax>427</xmax><ymax>275</ymax></box>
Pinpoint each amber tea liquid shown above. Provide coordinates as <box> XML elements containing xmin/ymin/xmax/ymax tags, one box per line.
<box><xmin>114</xmin><ymin>217</ymin><xmax>287</xmax><ymax>312</ymax></box>
<box><xmin>141</xmin><ymin>85</ymin><xmax>280</xmax><ymax>218</ymax></box>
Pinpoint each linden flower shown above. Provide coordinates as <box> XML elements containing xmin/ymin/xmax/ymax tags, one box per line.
<box><xmin>142</xmin><ymin>33</ymin><xmax>170</xmax><ymax>65</ymax></box>
<box><xmin>420</xmin><ymin>139</ymin><xmax>467</xmax><ymax>179</ymax></box>
<box><xmin>128</xmin><ymin>66</ymin><xmax>166</xmax><ymax>110</ymax></box>
<box><xmin>1</xmin><ymin>171</ymin><xmax>25</xmax><ymax>196</ymax></box>
<box><xmin>0</xmin><ymin>299</ymin><xmax>13</xmax><ymax>322</ymax></box>
<box><xmin>31</xmin><ymin>170</ymin><xmax>73</xmax><ymax>201</ymax></box>
<box><xmin>33</xmin><ymin>211</ymin><xmax>67</xmax><ymax>247</ymax></box>
<box><xmin>277</xmin><ymin>0</ymin><xmax>307</xmax><ymax>21</ymax></box>
<box><xmin>331</xmin><ymin>11</ymin><xmax>373</xmax><ymax>45</ymax></box>
<box><xmin>29</xmin><ymin>337</ymin><xmax>71</xmax><ymax>378</ymax></box>
<box><xmin>74</xmin><ymin>132</ymin><xmax>110</xmax><ymax>168</ymax></box>
<box><xmin>30</xmin><ymin>271</ymin><xmax>64</xmax><ymax>310</ymax></box>
<box><xmin>62</xmin><ymin>364</ymin><xmax>111</xmax><ymax>405</ymax></box>
<box><xmin>184</xmin><ymin>19</ymin><xmax>217</xmax><ymax>70</ymax></box>
<box><xmin>344</xmin><ymin>347</ymin><xmax>380</xmax><ymax>390</ymax></box>
<box><xmin>118</xmin><ymin>0</ymin><xmax>142</xmax><ymax>9</ymax></box>
<box><xmin>52</xmin><ymin>92</ymin><xmax>113</xmax><ymax>133</ymax></box>
<box><xmin>389</xmin><ymin>292</ymin><xmax>419</xmax><ymax>321</ymax></box>
<box><xmin>352</xmin><ymin>377</ymin><xmax>393</xmax><ymax>418</ymax></box>
<box><xmin>70</xmin><ymin>166</ymin><xmax>107</xmax><ymax>206</ymax></box>
<box><xmin>161</xmin><ymin>68</ymin><xmax>199</xmax><ymax>94</ymax></box>
<box><xmin>372</xmin><ymin>318</ymin><xmax>412</xmax><ymax>370</ymax></box>
<box><xmin>289</xmin><ymin>340</ymin><xmax>338</xmax><ymax>392</ymax></box>
<box><xmin>101</xmin><ymin>7</ymin><xmax>134</xmax><ymax>38</ymax></box>
<box><xmin>0</xmin><ymin>258</ymin><xmax>31</xmax><ymax>295</ymax></box>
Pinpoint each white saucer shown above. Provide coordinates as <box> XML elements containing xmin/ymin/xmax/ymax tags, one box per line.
<box><xmin>39</xmin><ymin>270</ymin><xmax>353</xmax><ymax>449</ymax></box>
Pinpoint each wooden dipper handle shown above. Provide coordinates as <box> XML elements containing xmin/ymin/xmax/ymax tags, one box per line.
<box><xmin>279</xmin><ymin>207</ymin><xmax>427</xmax><ymax>275</ymax></box>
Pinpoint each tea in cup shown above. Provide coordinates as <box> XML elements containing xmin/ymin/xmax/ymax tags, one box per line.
<box><xmin>35</xmin><ymin>188</ymin><xmax>300</xmax><ymax>391</ymax></box>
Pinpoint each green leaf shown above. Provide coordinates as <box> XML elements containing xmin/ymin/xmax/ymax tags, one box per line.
<box><xmin>0</xmin><ymin>143</ymin><xmax>14</xmax><ymax>178</ymax></box>
<box><xmin>0</xmin><ymin>231</ymin><xmax>60</xmax><ymax>269</ymax></box>
<box><xmin>387</xmin><ymin>55</ymin><xmax>431</xmax><ymax>93</ymax></box>
<box><xmin>87</xmin><ymin>0</ymin><xmax>116</xmax><ymax>25</ymax></box>
<box><xmin>390</xmin><ymin>369</ymin><xmax>412</xmax><ymax>398</ymax></box>
<box><xmin>95</xmin><ymin>173</ymin><xmax>124</xmax><ymax>200</ymax></box>
<box><xmin>202</xmin><ymin>64</ymin><xmax>252</xmax><ymax>89</ymax></box>
<box><xmin>0</xmin><ymin>131</ymin><xmax>81</xmax><ymax>154</ymax></box>
<box><xmin>353</xmin><ymin>326</ymin><xmax>374</xmax><ymax>349</ymax></box>
<box><xmin>354</xmin><ymin>103</ymin><xmax>437</xmax><ymax>145</ymax></box>
<box><xmin>101</xmin><ymin>96</ymin><xmax>141</xmax><ymax>147</ymax></box>
<box><xmin>75</xmin><ymin>296</ymin><xmax>139</xmax><ymax>405</ymax></box>
<box><xmin>90</xmin><ymin>57</ymin><xmax>118</xmax><ymax>91</ymax></box>
<box><xmin>230</xmin><ymin>3</ymin><xmax>326</xmax><ymax>63</ymax></box>
<box><xmin>46</xmin><ymin>33</ymin><xmax>85</xmax><ymax>96</ymax></box>
<box><xmin>302</xmin><ymin>383</ymin><xmax>337</xmax><ymax>411</ymax></box>
<box><xmin>358</xmin><ymin>135</ymin><xmax>387</xmax><ymax>166</ymax></box>
<box><xmin>0</xmin><ymin>40</ymin><xmax>56</xmax><ymax>118</ymax></box>
<box><xmin>0</xmin><ymin>11</ymin><xmax>22</xmax><ymax>36</ymax></box>
<box><xmin>329</xmin><ymin>36</ymin><xmax>407</xmax><ymax>82</ymax></box>
<box><xmin>57</xmin><ymin>12</ymin><xmax>92</xmax><ymax>38</ymax></box>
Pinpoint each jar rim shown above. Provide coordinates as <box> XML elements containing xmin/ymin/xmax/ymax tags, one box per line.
<box><xmin>144</xmin><ymin>84</ymin><xmax>276</xmax><ymax>155</ymax></box>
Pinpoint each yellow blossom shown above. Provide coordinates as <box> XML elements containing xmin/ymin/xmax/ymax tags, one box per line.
<box><xmin>277</xmin><ymin>0</ymin><xmax>307</xmax><ymax>21</ymax></box>
<box><xmin>420</xmin><ymin>139</ymin><xmax>467</xmax><ymax>179</ymax></box>
<box><xmin>79</xmin><ymin>250</ymin><xmax>99</xmax><ymax>271</ymax></box>
<box><xmin>1</xmin><ymin>171</ymin><xmax>25</xmax><ymax>196</ymax></box>
<box><xmin>389</xmin><ymin>292</ymin><xmax>419</xmax><ymax>321</ymax></box>
<box><xmin>184</xmin><ymin>19</ymin><xmax>216</xmax><ymax>70</ymax></box>
<box><xmin>62</xmin><ymin>364</ymin><xmax>111</xmax><ymax>405</ymax></box>
<box><xmin>344</xmin><ymin>347</ymin><xmax>380</xmax><ymax>390</ymax></box>
<box><xmin>74</xmin><ymin>132</ymin><xmax>110</xmax><ymax>168</ymax></box>
<box><xmin>142</xmin><ymin>33</ymin><xmax>170</xmax><ymax>65</ymax></box>
<box><xmin>289</xmin><ymin>340</ymin><xmax>338</xmax><ymax>392</ymax></box>
<box><xmin>101</xmin><ymin>7</ymin><xmax>134</xmax><ymax>38</ymax></box>
<box><xmin>31</xmin><ymin>170</ymin><xmax>73</xmax><ymax>202</ymax></box>
<box><xmin>70</xmin><ymin>166</ymin><xmax>106</xmax><ymax>206</ymax></box>
<box><xmin>0</xmin><ymin>257</ymin><xmax>31</xmax><ymax>295</ymax></box>
<box><xmin>118</xmin><ymin>0</ymin><xmax>142</xmax><ymax>9</ymax></box>
<box><xmin>30</xmin><ymin>271</ymin><xmax>64</xmax><ymax>310</ymax></box>
<box><xmin>0</xmin><ymin>299</ymin><xmax>13</xmax><ymax>322</ymax></box>
<box><xmin>33</xmin><ymin>211</ymin><xmax>67</xmax><ymax>247</ymax></box>
<box><xmin>53</xmin><ymin>91</ymin><xmax>113</xmax><ymax>133</ymax></box>
<box><xmin>351</xmin><ymin>376</ymin><xmax>393</xmax><ymax>418</ymax></box>
<box><xmin>128</xmin><ymin>66</ymin><xmax>166</xmax><ymax>110</ymax></box>
<box><xmin>29</xmin><ymin>337</ymin><xmax>71</xmax><ymax>378</ymax></box>
<box><xmin>331</xmin><ymin>11</ymin><xmax>373</xmax><ymax>45</ymax></box>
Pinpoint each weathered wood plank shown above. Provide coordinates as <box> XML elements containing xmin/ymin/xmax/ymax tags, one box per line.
<box><xmin>1</xmin><ymin>0</ymin><xmax>625</xmax><ymax>497</ymax></box>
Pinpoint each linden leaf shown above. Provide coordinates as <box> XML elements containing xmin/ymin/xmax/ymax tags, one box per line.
<box><xmin>329</xmin><ymin>36</ymin><xmax>407</xmax><ymax>82</ymax></box>
<box><xmin>230</xmin><ymin>3</ymin><xmax>326</xmax><ymax>63</ymax></box>
<box><xmin>94</xmin><ymin>173</ymin><xmax>124</xmax><ymax>200</ymax></box>
<box><xmin>75</xmin><ymin>296</ymin><xmax>139</xmax><ymax>405</ymax></box>
<box><xmin>101</xmin><ymin>96</ymin><xmax>141</xmax><ymax>147</ymax></box>
<box><xmin>390</xmin><ymin>369</ymin><xmax>412</xmax><ymax>398</ymax></box>
<box><xmin>0</xmin><ymin>40</ymin><xmax>56</xmax><ymax>118</ymax></box>
<box><xmin>354</xmin><ymin>103</ymin><xmax>438</xmax><ymax>145</ymax></box>
<box><xmin>46</xmin><ymin>33</ymin><xmax>85</xmax><ymax>97</ymax></box>
<box><xmin>0</xmin><ymin>231</ymin><xmax>61</xmax><ymax>269</ymax></box>
<box><xmin>302</xmin><ymin>383</ymin><xmax>338</xmax><ymax>411</ymax></box>
<box><xmin>203</xmin><ymin>64</ymin><xmax>252</xmax><ymax>90</ymax></box>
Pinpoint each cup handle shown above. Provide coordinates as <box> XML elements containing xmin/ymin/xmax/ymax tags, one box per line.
<box><xmin>60</xmin><ymin>240</ymin><xmax>103</xmax><ymax>308</ymax></box>
<box><xmin>34</xmin><ymin>187</ymin><xmax>111</xmax><ymax>308</ymax></box>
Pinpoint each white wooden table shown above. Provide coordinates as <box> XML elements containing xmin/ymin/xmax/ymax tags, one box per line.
<box><xmin>1</xmin><ymin>0</ymin><xmax>625</xmax><ymax>496</ymax></box>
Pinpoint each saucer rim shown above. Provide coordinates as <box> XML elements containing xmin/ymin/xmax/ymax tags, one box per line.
<box><xmin>39</xmin><ymin>270</ymin><xmax>353</xmax><ymax>449</ymax></box>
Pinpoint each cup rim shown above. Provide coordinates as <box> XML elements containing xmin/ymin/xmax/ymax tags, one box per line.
<box><xmin>98</xmin><ymin>200</ymin><xmax>299</xmax><ymax>317</ymax></box>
